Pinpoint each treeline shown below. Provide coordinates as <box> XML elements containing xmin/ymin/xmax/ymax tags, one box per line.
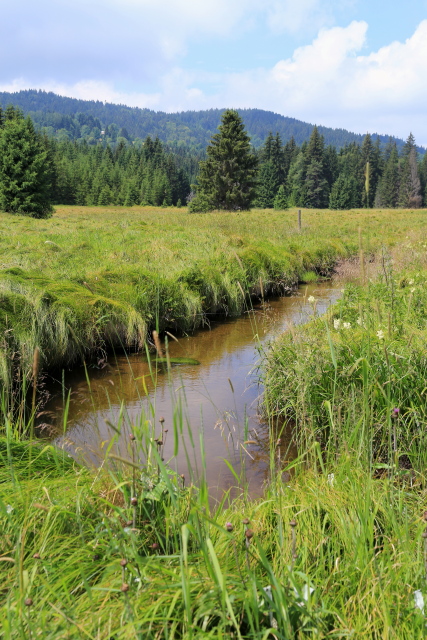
<box><xmin>255</xmin><ymin>128</ymin><xmax>427</xmax><ymax>209</ymax></box>
<box><xmin>0</xmin><ymin>90</ymin><xmax>421</xmax><ymax>154</ymax></box>
<box><xmin>50</xmin><ymin>137</ymin><xmax>191</xmax><ymax>207</ymax></box>
<box><xmin>0</xmin><ymin>106</ymin><xmax>191</xmax><ymax>215</ymax></box>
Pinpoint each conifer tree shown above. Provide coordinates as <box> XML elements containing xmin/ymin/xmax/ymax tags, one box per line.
<box><xmin>303</xmin><ymin>126</ymin><xmax>329</xmax><ymax>207</ymax></box>
<box><xmin>273</xmin><ymin>185</ymin><xmax>288</xmax><ymax>210</ymax></box>
<box><xmin>189</xmin><ymin>110</ymin><xmax>258</xmax><ymax>212</ymax></box>
<box><xmin>375</xmin><ymin>144</ymin><xmax>399</xmax><ymax>207</ymax></box>
<box><xmin>255</xmin><ymin>161</ymin><xmax>279</xmax><ymax>208</ymax></box>
<box><xmin>0</xmin><ymin>109</ymin><xmax>54</xmax><ymax>218</ymax></box>
<box><xmin>283</xmin><ymin>136</ymin><xmax>298</xmax><ymax>180</ymax></box>
<box><xmin>329</xmin><ymin>174</ymin><xmax>360</xmax><ymax>209</ymax></box>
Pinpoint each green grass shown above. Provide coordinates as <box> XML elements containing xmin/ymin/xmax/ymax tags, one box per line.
<box><xmin>263</xmin><ymin>244</ymin><xmax>427</xmax><ymax>471</ymax></box>
<box><xmin>1</xmin><ymin>429</ymin><xmax>427</xmax><ymax>638</ymax></box>
<box><xmin>2</xmin><ymin>204</ymin><xmax>427</xmax><ymax>421</ymax></box>
<box><xmin>3</xmin><ymin>206</ymin><xmax>427</xmax><ymax>637</ymax></box>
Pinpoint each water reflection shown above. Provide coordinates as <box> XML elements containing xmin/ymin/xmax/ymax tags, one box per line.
<box><xmin>42</xmin><ymin>283</ymin><xmax>342</xmax><ymax>499</ymax></box>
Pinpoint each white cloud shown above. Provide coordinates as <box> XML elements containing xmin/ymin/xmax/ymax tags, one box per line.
<box><xmin>3</xmin><ymin>10</ymin><xmax>427</xmax><ymax>144</ymax></box>
<box><xmin>151</xmin><ymin>19</ymin><xmax>427</xmax><ymax>144</ymax></box>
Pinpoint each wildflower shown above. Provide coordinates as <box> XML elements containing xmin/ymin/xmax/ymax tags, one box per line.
<box><xmin>333</xmin><ymin>318</ymin><xmax>341</xmax><ymax>330</ymax></box>
<box><xmin>343</xmin><ymin>322</ymin><xmax>351</xmax><ymax>329</ymax></box>
<box><xmin>411</xmin><ymin>287</ymin><xmax>416</xmax><ymax>293</ymax></box>
<box><xmin>392</xmin><ymin>408</ymin><xmax>400</xmax><ymax>418</ymax></box>
<box><xmin>225</xmin><ymin>522</ymin><xmax>234</xmax><ymax>532</ymax></box>
<box><xmin>414</xmin><ymin>590</ymin><xmax>425</xmax><ymax>613</ymax></box>
<box><xmin>357</xmin><ymin>317</ymin><xmax>362</xmax><ymax>326</ymax></box>
<box><xmin>409</xmin><ymin>279</ymin><xmax>414</xmax><ymax>285</ymax></box>
<box><xmin>376</xmin><ymin>330</ymin><xmax>384</xmax><ymax>339</ymax></box>
<box><xmin>327</xmin><ymin>473</ymin><xmax>335</xmax><ymax>486</ymax></box>
<box><xmin>307</xmin><ymin>295</ymin><xmax>315</xmax><ymax>303</ymax></box>
<box><xmin>6</xmin><ymin>505</ymin><xmax>13</xmax><ymax>514</ymax></box>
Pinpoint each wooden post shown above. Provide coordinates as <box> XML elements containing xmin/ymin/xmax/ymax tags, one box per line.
<box><xmin>298</xmin><ymin>209</ymin><xmax>302</xmax><ymax>232</ymax></box>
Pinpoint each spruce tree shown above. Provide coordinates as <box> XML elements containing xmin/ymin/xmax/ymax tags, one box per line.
<box><xmin>329</xmin><ymin>174</ymin><xmax>360</xmax><ymax>209</ymax></box>
<box><xmin>255</xmin><ymin>161</ymin><xmax>279</xmax><ymax>208</ymax></box>
<box><xmin>189</xmin><ymin>110</ymin><xmax>258</xmax><ymax>212</ymax></box>
<box><xmin>273</xmin><ymin>185</ymin><xmax>288</xmax><ymax>210</ymax></box>
<box><xmin>375</xmin><ymin>144</ymin><xmax>399</xmax><ymax>207</ymax></box>
<box><xmin>0</xmin><ymin>110</ymin><xmax>54</xmax><ymax>218</ymax></box>
<box><xmin>303</xmin><ymin>127</ymin><xmax>329</xmax><ymax>208</ymax></box>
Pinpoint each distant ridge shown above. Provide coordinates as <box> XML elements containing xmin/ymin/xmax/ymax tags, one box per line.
<box><xmin>0</xmin><ymin>89</ymin><xmax>422</xmax><ymax>153</ymax></box>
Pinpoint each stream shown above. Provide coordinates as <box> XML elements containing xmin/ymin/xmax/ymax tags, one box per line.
<box><xmin>41</xmin><ymin>282</ymin><xmax>342</xmax><ymax>499</ymax></box>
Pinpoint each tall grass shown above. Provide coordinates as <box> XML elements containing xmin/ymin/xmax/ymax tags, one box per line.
<box><xmin>3</xmin><ymin>209</ymin><xmax>427</xmax><ymax>637</ymax></box>
<box><xmin>1</xmin><ymin>205</ymin><xmax>426</xmax><ymax>421</ymax></box>
<box><xmin>1</xmin><ymin>419</ymin><xmax>427</xmax><ymax>638</ymax></box>
<box><xmin>264</xmin><ymin>241</ymin><xmax>427</xmax><ymax>473</ymax></box>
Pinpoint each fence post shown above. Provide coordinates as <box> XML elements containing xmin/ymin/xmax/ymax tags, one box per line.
<box><xmin>298</xmin><ymin>209</ymin><xmax>302</xmax><ymax>232</ymax></box>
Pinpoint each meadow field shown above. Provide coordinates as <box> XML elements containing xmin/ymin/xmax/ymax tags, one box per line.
<box><xmin>2</xmin><ymin>205</ymin><xmax>427</xmax><ymax>638</ymax></box>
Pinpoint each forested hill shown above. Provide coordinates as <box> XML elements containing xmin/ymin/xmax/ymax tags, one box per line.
<box><xmin>0</xmin><ymin>89</ymin><xmax>420</xmax><ymax>153</ymax></box>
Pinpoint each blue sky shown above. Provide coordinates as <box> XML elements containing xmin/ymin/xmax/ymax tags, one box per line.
<box><xmin>2</xmin><ymin>0</ymin><xmax>427</xmax><ymax>142</ymax></box>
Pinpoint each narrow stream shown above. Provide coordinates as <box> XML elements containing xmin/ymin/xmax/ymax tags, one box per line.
<box><xmin>41</xmin><ymin>282</ymin><xmax>342</xmax><ymax>498</ymax></box>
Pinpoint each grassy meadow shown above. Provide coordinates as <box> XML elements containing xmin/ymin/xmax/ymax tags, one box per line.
<box><xmin>1</xmin><ymin>204</ymin><xmax>427</xmax><ymax>418</ymax></box>
<box><xmin>2</xmin><ymin>205</ymin><xmax>427</xmax><ymax>638</ymax></box>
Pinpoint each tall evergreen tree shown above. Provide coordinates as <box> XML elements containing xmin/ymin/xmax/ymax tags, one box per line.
<box><xmin>0</xmin><ymin>109</ymin><xmax>54</xmax><ymax>218</ymax></box>
<box><xmin>189</xmin><ymin>110</ymin><xmax>258</xmax><ymax>212</ymax></box>
<box><xmin>254</xmin><ymin>161</ymin><xmax>279</xmax><ymax>208</ymax></box>
<box><xmin>375</xmin><ymin>144</ymin><xmax>399</xmax><ymax>207</ymax></box>
<box><xmin>303</xmin><ymin>126</ymin><xmax>329</xmax><ymax>207</ymax></box>
<box><xmin>329</xmin><ymin>174</ymin><xmax>361</xmax><ymax>209</ymax></box>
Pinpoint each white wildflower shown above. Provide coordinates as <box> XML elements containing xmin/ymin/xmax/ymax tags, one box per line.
<box><xmin>294</xmin><ymin>584</ymin><xmax>315</xmax><ymax>606</ymax></box>
<box><xmin>343</xmin><ymin>322</ymin><xmax>351</xmax><ymax>329</ymax></box>
<box><xmin>414</xmin><ymin>590</ymin><xmax>425</xmax><ymax>613</ymax></box>
<box><xmin>327</xmin><ymin>473</ymin><xmax>335</xmax><ymax>486</ymax></box>
<box><xmin>377</xmin><ymin>330</ymin><xmax>385</xmax><ymax>340</ymax></box>
<box><xmin>307</xmin><ymin>295</ymin><xmax>315</xmax><ymax>303</ymax></box>
<box><xmin>6</xmin><ymin>505</ymin><xmax>13</xmax><ymax>514</ymax></box>
<box><xmin>357</xmin><ymin>317</ymin><xmax>362</xmax><ymax>326</ymax></box>
<box><xmin>411</xmin><ymin>287</ymin><xmax>416</xmax><ymax>293</ymax></box>
<box><xmin>333</xmin><ymin>318</ymin><xmax>341</xmax><ymax>329</ymax></box>
<box><xmin>409</xmin><ymin>279</ymin><xmax>414</xmax><ymax>285</ymax></box>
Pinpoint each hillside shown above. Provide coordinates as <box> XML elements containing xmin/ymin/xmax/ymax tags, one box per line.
<box><xmin>0</xmin><ymin>89</ymin><xmax>420</xmax><ymax>153</ymax></box>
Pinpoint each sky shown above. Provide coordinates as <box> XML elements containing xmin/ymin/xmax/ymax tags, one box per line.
<box><xmin>1</xmin><ymin>0</ymin><xmax>427</xmax><ymax>143</ymax></box>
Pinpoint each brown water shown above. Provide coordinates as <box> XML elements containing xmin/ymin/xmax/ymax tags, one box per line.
<box><xmin>41</xmin><ymin>282</ymin><xmax>342</xmax><ymax>498</ymax></box>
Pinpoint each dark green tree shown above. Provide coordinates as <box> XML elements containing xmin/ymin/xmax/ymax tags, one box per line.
<box><xmin>375</xmin><ymin>144</ymin><xmax>399</xmax><ymax>207</ymax></box>
<box><xmin>273</xmin><ymin>185</ymin><xmax>288</xmax><ymax>210</ymax></box>
<box><xmin>329</xmin><ymin>174</ymin><xmax>361</xmax><ymax>209</ymax></box>
<box><xmin>255</xmin><ymin>161</ymin><xmax>279</xmax><ymax>208</ymax></box>
<box><xmin>0</xmin><ymin>109</ymin><xmax>54</xmax><ymax>218</ymax></box>
<box><xmin>189</xmin><ymin>110</ymin><xmax>258</xmax><ymax>212</ymax></box>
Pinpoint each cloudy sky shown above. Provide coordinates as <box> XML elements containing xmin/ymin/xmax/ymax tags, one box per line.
<box><xmin>2</xmin><ymin>0</ymin><xmax>427</xmax><ymax>142</ymax></box>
